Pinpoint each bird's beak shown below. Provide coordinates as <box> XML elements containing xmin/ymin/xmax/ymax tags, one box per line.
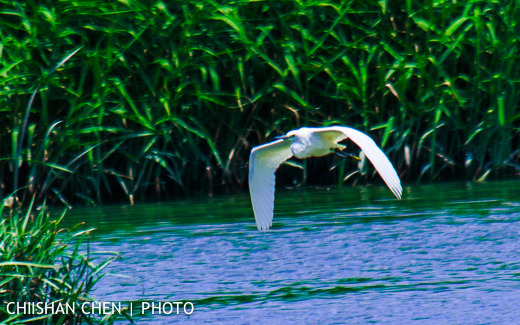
<box><xmin>273</xmin><ymin>135</ymin><xmax>291</xmax><ymax>141</ymax></box>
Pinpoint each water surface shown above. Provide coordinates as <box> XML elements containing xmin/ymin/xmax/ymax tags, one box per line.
<box><xmin>66</xmin><ymin>181</ymin><xmax>520</xmax><ymax>324</ymax></box>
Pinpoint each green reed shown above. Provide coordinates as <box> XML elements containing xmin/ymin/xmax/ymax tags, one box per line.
<box><xmin>1</xmin><ymin>0</ymin><xmax>519</xmax><ymax>206</ymax></box>
<box><xmin>0</xmin><ymin>196</ymin><xmax>124</xmax><ymax>324</ymax></box>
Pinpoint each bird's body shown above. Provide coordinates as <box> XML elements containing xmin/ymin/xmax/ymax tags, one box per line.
<box><xmin>289</xmin><ymin>128</ymin><xmax>340</xmax><ymax>158</ymax></box>
<box><xmin>248</xmin><ymin>126</ymin><xmax>402</xmax><ymax>231</ymax></box>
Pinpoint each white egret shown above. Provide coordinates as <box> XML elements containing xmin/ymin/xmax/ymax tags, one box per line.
<box><xmin>248</xmin><ymin>126</ymin><xmax>402</xmax><ymax>231</ymax></box>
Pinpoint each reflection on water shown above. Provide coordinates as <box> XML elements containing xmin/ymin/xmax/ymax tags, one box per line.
<box><xmin>65</xmin><ymin>181</ymin><xmax>520</xmax><ymax>324</ymax></box>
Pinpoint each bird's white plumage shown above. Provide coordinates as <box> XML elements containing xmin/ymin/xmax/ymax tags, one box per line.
<box><xmin>314</xmin><ymin>126</ymin><xmax>402</xmax><ymax>200</ymax></box>
<box><xmin>248</xmin><ymin>126</ymin><xmax>402</xmax><ymax>231</ymax></box>
<box><xmin>248</xmin><ymin>139</ymin><xmax>293</xmax><ymax>231</ymax></box>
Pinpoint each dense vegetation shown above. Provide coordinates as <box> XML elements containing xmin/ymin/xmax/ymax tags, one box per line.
<box><xmin>1</xmin><ymin>0</ymin><xmax>519</xmax><ymax>206</ymax></box>
<box><xmin>0</xmin><ymin>199</ymin><xmax>122</xmax><ymax>324</ymax></box>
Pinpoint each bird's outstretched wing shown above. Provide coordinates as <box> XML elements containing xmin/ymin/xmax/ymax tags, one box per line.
<box><xmin>315</xmin><ymin>126</ymin><xmax>402</xmax><ymax>199</ymax></box>
<box><xmin>249</xmin><ymin>139</ymin><xmax>293</xmax><ymax>230</ymax></box>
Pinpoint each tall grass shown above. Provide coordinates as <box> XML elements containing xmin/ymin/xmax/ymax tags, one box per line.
<box><xmin>0</xmin><ymin>196</ymin><xmax>122</xmax><ymax>324</ymax></box>
<box><xmin>1</xmin><ymin>0</ymin><xmax>519</xmax><ymax>206</ymax></box>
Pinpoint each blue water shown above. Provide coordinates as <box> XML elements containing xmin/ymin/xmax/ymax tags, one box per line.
<box><xmin>67</xmin><ymin>181</ymin><xmax>520</xmax><ymax>324</ymax></box>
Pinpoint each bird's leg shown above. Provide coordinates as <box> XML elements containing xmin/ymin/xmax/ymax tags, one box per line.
<box><xmin>334</xmin><ymin>148</ymin><xmax>361</xmax><ymax>161</ymax></box>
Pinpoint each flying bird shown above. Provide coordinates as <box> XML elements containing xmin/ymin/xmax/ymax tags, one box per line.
<box><xmin>248</xmin><ymin>126</ymin><xmax>402</xmax><ymax>231</ymax></box>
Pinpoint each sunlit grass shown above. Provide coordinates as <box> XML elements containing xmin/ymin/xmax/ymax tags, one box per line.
<box><xmin>1</xmin><ymin>0</ymin><xmax>519</xmax><ymax>206</ymax></box>
<box><xmin>0</xmin><ymin>196</ymin><xmax>125</xmax><ymax>324</ymax></box>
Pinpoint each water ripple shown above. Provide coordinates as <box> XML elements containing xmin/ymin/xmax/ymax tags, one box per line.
<box><xmin>64</xmin><ymin>181</ymin><xmax>520</xmax><ymax>324</ymax></box>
